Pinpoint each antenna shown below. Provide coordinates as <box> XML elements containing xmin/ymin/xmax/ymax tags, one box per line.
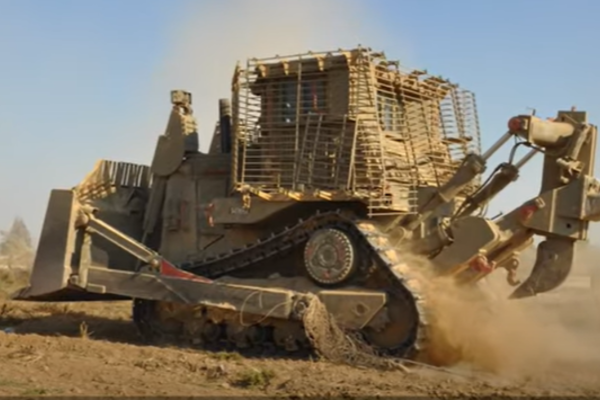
<box><xmin>525</xmin><ymin>107</ymin><xmax>536</xmax><ymax>116</ymax></box>
<box><xmin>491</xmin><ymin>211</ymin><xmax>504</xmax><ymax>220</ymax></box>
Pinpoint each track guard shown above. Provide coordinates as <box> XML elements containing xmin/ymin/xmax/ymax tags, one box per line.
<box><xmin>509</xmin><ymin>238</ymin><xmax>574</xmax><ymax>299</ymax></box>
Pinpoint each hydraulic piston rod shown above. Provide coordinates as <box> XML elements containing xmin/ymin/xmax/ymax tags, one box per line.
<box><xmin>482</xmin><ymin>131</ymin><xmax>513</xmax><ymax>160</ymax></box>
<box><xmin>457</xmin><ymin>148</ymin><xmax>538</xmax><ymax>217</ymax></box>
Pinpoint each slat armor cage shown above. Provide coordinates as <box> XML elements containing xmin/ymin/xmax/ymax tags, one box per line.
<box><xmin>74</xmin><ymin>160</ymin><xmax>152</xmax><ymax>203</ymax></box>
<box><xmin>231</xmin><ymin>46</ymin><xmax>482</xmax><ymax>215</ymax></box>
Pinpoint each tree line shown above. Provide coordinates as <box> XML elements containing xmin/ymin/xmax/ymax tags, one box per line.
<box><xmin>0</xmin><ymin>217</ymin><xmax>34</xmax><ymax>269</ymax></box>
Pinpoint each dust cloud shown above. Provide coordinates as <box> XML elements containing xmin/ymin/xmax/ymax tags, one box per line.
<box><xmin>149</xmin><ymin>0</ymin><xmax>395</xmax><ymax>151</ymax></box>
<box><xmin>412</xmin><ymin>243</ymin><xmax>600</xmax><ymax>381</ymax></box>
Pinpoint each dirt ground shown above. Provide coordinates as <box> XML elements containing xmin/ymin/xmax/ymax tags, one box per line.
<box><xmin>1</xmin><ymin>269</ymin><xmax>600</xmax><ymax>397</ymax></box>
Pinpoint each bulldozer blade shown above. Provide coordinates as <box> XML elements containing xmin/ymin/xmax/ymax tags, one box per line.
<box><xmin>11</xmin><ymin>189</ymin><xmax>128</xmax><ymax>302</ymax></box>
<box><xmin>509</xmin><ymin>238</ymin><xmax>574</xmax><ymax>299</ymax></box>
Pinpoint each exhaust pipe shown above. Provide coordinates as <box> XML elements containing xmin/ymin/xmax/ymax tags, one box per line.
<box><xmin>219</xmin><ymin>98</ymin><xmax>232</xmax><ymax>154</ymax></box>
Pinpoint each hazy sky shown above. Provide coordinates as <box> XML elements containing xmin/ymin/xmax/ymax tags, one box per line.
<box><xmin>1</xmin><ymin>0</ymin><xmax>600</xmax><ymax>244</ymax></box>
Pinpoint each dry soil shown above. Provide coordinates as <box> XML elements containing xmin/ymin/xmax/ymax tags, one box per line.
<box><xmin>1</xmin><ymin>269</ymin><xmax>600</xmax><ymax>398</ymax></box>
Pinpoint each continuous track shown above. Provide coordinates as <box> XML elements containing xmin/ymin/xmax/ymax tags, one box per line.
<box><xmin>132</xmin><ymin>211</ymin><xmax>432</xmax><ymax>362</ymax></box>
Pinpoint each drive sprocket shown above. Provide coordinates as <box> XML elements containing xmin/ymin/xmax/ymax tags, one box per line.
<box><xmin>303</xmin><ymin>228</ymin><xmax>358</xmax><ymax>286</ymax></box>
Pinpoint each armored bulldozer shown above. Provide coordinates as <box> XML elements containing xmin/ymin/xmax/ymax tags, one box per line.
<box><xmin>12</xmin><ymin>46</ymin><xmax>600</xmax><ymax>365</ymax></box>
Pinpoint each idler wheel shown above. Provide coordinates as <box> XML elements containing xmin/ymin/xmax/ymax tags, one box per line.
<box><xmin>361</xmin><ymin>290</ymin><xmax>418</xmax><ymax>355</ymax></box>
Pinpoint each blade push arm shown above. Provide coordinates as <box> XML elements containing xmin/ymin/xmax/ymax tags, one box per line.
<box><xmin>74</xmin><ymin>204</ymin><xmax>209</xmax><ymax>283</ymax></box>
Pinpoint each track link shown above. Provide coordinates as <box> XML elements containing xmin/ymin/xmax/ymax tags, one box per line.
<box><xmin>133</xmin><ymin>210</ymin><xmax>431</xmax><ymax>363</ymax></box>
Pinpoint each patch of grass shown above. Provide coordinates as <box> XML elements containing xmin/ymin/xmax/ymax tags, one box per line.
<box><xmin>234</xmin><ymin>367</ymin><xmax>276</xmax><ymax>389</ymax></box>
<box><xmin>0</xmin><ymin>379</ymin><xmax>55</xmax><ymax>396</ymax></box>
<box><xmin>79</xmin><ymin>321</ymin><xmax>92</xmax><ymax>339</ymax></box>
<box><xmin>20</xmin><ymin>387</ymin><xmax>50</xmax><ymax>396</ymax></box>
<box><xmin>34</xmin><ymin>303</ymin><xmax>71</xmax><ymax>315</ymax></box>
<box><xmin>0</xmin><ymin>378</ymin><xmax>26</xmax><ymax>387</ymax></box>
<box><xmin>210</xmin><ymin>351</ymin><xmax>242</xmax><ymax>361</ymax></box>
